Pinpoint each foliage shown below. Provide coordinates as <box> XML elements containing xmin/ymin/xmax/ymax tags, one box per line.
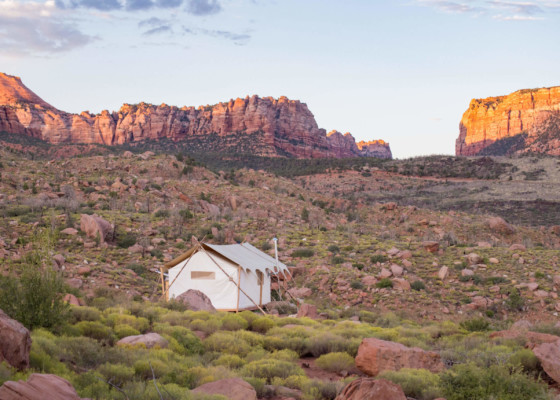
<box><xmin>410</xmin><ymin>280</ymin><xmax>426</xmax><ymax>291</ymax></box>
<box><xmin>459</xmin><ymin>318</ymin><xmax>490</xmax><ymax>332</ymax></box>
<box><xmin>315</xmin><ymin>352</ymin><xmax>355</xmax><ymax>374</ymax></box>
<box><xmin>379</xmin><ymin>368</ymin><xmax>443</xmax><ymax>400</ymax></box>
<box><xmin>376</xmin><ymin>278</ymin><xmax>393</xmax><ymax>289</ymax></box>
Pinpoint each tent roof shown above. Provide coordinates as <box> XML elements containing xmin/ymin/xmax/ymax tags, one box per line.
<box><xmin>164</xmin><ymin>242</ymin><xmax>289</xmax><ymax>275</ymax></box>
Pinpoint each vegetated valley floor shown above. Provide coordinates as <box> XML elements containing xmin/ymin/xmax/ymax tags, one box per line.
<box><xmin>1</xmin><ymin>139</ymin><xmax>560</xmax><ymax>400</ymax></box>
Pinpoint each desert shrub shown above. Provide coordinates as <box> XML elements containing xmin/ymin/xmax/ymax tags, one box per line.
<box><xmin>97</xmin><ymin>363</ymin><xmax>135</xmax><ymax>387</ymax></box>
<box><xmin>370</xmin><ymin>254</ymin><xmax>388</xmax><ymax>263</ymax></box>
<box><xmin>251</xmin><ymin>317</ymin><xmax>275</xmax><ymax>333</ymax></box>
<box><xmin>460</xmin><ymin>318</ymin><xmax>490</xmax><ymax>332</ymax></box>
<box><xmin>270</xmin><ymin>349</ymin><xmax>299</xmax><ymax>362</ymax></box>
<box><xmin>303</xmin><ymin>379</ymin><xmax>344</xmax><ymax>400</ymax></box>
<box><xmin>376</xmin><ymin>278</ymin><xmax>393</xmax><ymax>289</ymax></box>
<box><xmin>133</xmin><ymin>359</ymin><xmax>171</xmax><ymax>380</ymax></box>
<box><xmin>379</xmin><ymin>368</ymin><xmax>443</xmax><ymax>400</ymax></box>
<box><xmin>106</xmin><ymin>313</ymin><xmax>149</xmax><ymax>332</ymax></box>
<box><xmin>0</xmin><ymin>264</ymin><xmax>68</xmax><ymax>330</ymax></box>
<box><xmin>327</xmin><ymin>245</ymin><xmax>340</xmax><ymax>253</ymax></box>
<box><xmin>154</xmin><ymin>209</ymin><xmax>170</xmax><ymax>218</ymax></box>
<box><xmin>530</xmin><ymin>323</ymin><xmax>560</xmax><ymax>337</ymax></box>
<box><xmin>116</xmin><ymin>232</ymin><xmax>137</xmax><ymax>248</ymax></box>
<box><xmin>509</xmin><ymin>349</ymin><xmax>540</xmax><ymax>373</ymax></box>
<box><xmin>245</xmin><ymin>377</ymin><xmax>275</xmax><ymax>398</ymax></box>
<box><xmin>411</xmin><ymin>280</ymin><xmax>426</xmax><ymax>291</ymax></box>
<box><xmin>204</xmin><ymin>331</ymin><xmax>251</xmax><ymax>356</ymax></box>
<box><xmin>153</xmin><ymin>325</ymin><xmax>204</xmax><ymax>355</ymax></box>
<box><xmin>114</xmin><ymin>324</ymin><xmax>140</xmax><ymax>339</ymax></box>
<box><xmin>238</xmin><ymin>310</ymin><xmax>259</xmax><ymax>325</ymax></box>
<box><xmin>440</xmin><ymin>363</ymin><xmax>549</xmax><ymax>400</ymax></box>
<box><xmin>127</xmin><ymin>263</ymin><xmax>147</xmax><ymax>275</ymax></box>
<box><xmin>75</xmin><ymin>321</ymin><xmax>115</xmax><ymax>344</ymax></box>
<box><xmin>56</xmin><ymin>336</ymin><xmax>110</xmax><ymax>369</ymax></box>
<box><xmin>292</xmin><ymin>249</ymin><xmax>315</xmax><ymax>258</ymax></box>
<box><xmin>241</xmin><ymin>359</ymin><xmax>304</xmax><ymax>383</ymax></box>
<box><xmin>350</xmin><ymin>280</ymin><xmax>364</xmax><ymax>290</ymax></box>
<box><xmin>505</xmin><ymin>288</ymin><xmax>525</xmax><ymax>311</ymax></box>
<box><xmin>220</xmin><ymin>313</ymin><xmax>249</xmax><ymax>331</ymax></box>
<box><xmin>307</xmin><ymin>332</ymin><xmax>352</xmax><ymax>357</ymax></box>
<box><xmin>272</xmin><ymin>374</ymin><xmax>310</xmax><ymax>390</ymax></box>
<box><xmin>315</xmin><ymin>352</ymin><xmax>355</xmax><ymax>374</ymax></box>
<box><xmin>331</xmin><ymin>256</ymin><xmax>345</xmax><ymax>265</ymax></box>
<box><xmin>189</xmin><ymin>318</ymin><xmax>222</xmax><ymax>334</ymax></box>
<box><xmin>234</xmin><ymin>330</ymin><xmax>265</xmax><ymax>347</ymax></box>
<box><xmin>213</xmin><ymin>354</ymin><xmax>246</xmax><ymax>369</ymax></box>
<box><xmin>69</xmin><ymin>306</ymin><xmax>101</xmax><ymax>323</ymax></box>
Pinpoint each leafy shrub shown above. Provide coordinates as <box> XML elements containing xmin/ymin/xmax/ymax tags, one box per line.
<box><xmin>327</xmin><ymin>245</ymin><xmax>340</xmax><ymax>253</ymax></box>
<box><xmin>315</xmin><ymin>352</ymin><xmax>355</xmax><ymax>374</ymax></box>
<box><xmin>350</xmin><ymin>280</ymin><xmax>364</xmax><ymax>290</ymax></box>
<box><xmin>460</xmin><ymin>318</ymin><xmax>490</xmax><ymax>332</ymax></box>
<box><xmin>251</xmin><ymin>317</ymin><xmax>274</xmax><ymax>333</ymax></box>
<box><xmin>376</xmin><ymin>278</ymin><xmax>393</xmax><ymax>289</ymax></box>
<box><xmin>213</xmin><ymin>354</ymin><xmax>245</xmax><ymax>369</ymax></box>
<box><xmin>204</xmin><ymin>331</ymin><xmax>251</xmax><ymax>356</ymax></box>
<box><xmin>506</xmin><ymin>288</ymin><xmax>525</xmax><ymax>311</ymax></box>
<box><xmin>97</xmin><ymin>362</ymin><xmax>135</xmax><ymax>387</ymax></box>
<box><xmin>411</xmin><ymin>281</ymin><xmax>426</xmax><ymax>291</ymax></box>
<box><xmin>154</xmin><ymin>209</ymin><xmax>170</xmax><ymax>218</ymax></box>
<box><xmin>75</xmin><ymin>321</ymin><xmax>115</xmax><ymax>344</ymax></box>
<box><xmin>370</xmin><ymin>254</ymin><xmax>388</xmax><ymax>263</ymax></box>
<box><xmin>440</xmin><ymin>363</ymin><xmax>549</xmax><ymax>400</ymax></box>
<box><xmin>303</xmin><ymin>379</ymin><xmax>344</xmax><ymax>400</ymax></box>
<box><xmin>509</xmin><ymin>349</ymin><xmax>540</xmax><ymax>373</ymax></box>
<box><xmin>116</xmin><ymin>232</ymin><xmax>137</xmax><ymax>248</ymax></box>
<box><xmin>241</xmin><ymin>359</ymin><xmax>304</xmax><ymax>383</ymax></box>
<box><xmin>292</xmin><ymin>249</ymin><xmax>315</xmax><ymax>258</ymax></box>
<box><xmin>69</xmin><ymin>306</ymin><xmax>101</xmax><ymax>323</ymax></box>
<box><xmin>154</xmin><ymin>325</ymin><xmax>204</xmax><ymax>355</ymax></box>
<box><xmin>189</xmin><ymin>318</ymin><xmax>222</xmax><ymax>334</ymax></box>
<box><xmin>379</xmin><ymin>368</ymin><xmax>443</xmax><ymax>400</ymax></box>
<box><xmin>220</xmin><ymin>313</ymin><xmax>249</xmax><ymax>331</ymax></box>
<box><xmin>114</xmin><ymin>325</ymin><xmax>140</xmax><ymax>339</ymax></box>
<box><xmin>127</xmin><ymin>263</ymin><xmax>147</xmax><ymax>275</ymax></box>
<box><xmin>0</xmin><ymin>265</ymin><xmax>68</xmax><ymax>330</ymax></box>
<box><xmin>307</xmin><ymin>332</ymin><xmax>353</xmax><ymax>357</ymax></box>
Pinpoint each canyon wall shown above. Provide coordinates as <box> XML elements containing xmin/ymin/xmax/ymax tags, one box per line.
<box><xmin>0</xmin><ymin>73</ymin><xmax>391</xmax><ymax>159</ymax></box>
<box><xmin>456</xmin><ymin>86</ymin><xmax>560</xmax><ymax>156</ymax></box>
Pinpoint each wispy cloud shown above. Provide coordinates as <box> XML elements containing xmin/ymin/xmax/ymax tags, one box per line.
<box><xmin>183</xmin><ymin>26</ymin><xmax>252</xmax><ymax>45</ymax></box>
<box><xmin>416</xmin><ymin>0</ymin><xmax>559</xmax><ymax>19</ymax></box>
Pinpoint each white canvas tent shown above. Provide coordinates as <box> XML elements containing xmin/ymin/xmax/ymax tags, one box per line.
<box><xmin>160</xmin><ymin>242</ymin><xmax>290</xmax><ymax>312</ymax></box>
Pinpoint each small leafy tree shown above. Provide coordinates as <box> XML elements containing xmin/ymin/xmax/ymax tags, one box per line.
<box><xmin>0</xmin><ymin>229</ymin><xmax>68</xmax><ymax>330</ymax></box>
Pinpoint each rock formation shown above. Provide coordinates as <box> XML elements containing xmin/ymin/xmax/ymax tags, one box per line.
<box><xmin>355</xmin><ymin>337</ymin><xmax>443</xmax><ymax>376</ymax></box>
<box><xmin>335</xmin><ymin>378</ymin><xmax>407</xmax><ymax>400</ymax></box>
<box><xmin>192</xmin><ymin>378</ymin><xmax>257</xmax><ymax>400</ymax></box>
<box><xmin>0</xmin><ymin>309</ymin><xmax>31</xmax><ymax>370</ymax></box>
<box><xmin>116</xmin><ymin>332</ymin><xmax>169</xmax><ymax>349</ymax></box>
<box><xmin>456</xmin><ymin>86</ymin><xmax>560</xmax><ymax>156</ymax></box>
<box><xmin>0</xmin><ymin>374</ymin><xmax>85</xmax><ymax>400</ymax></box>
<box><xmin>0</xmin><ymin>72</ymin><xmax>391</xmax><ymax>159</ymax></box>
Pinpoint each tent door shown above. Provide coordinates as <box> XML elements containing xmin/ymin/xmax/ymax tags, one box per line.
<box><xmin>257</xmin><ymin>270</ymin><xmax>264</xmax><ymax>306</ymax></box>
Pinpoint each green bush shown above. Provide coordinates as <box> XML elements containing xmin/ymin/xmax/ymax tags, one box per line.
<box><xmin>114</xmin><ymin>324</ymin><xmax>140</xmax><ymax>339</ymax></box>
<box><xmin>75</xmin><ymin>321</ymin><xmax>115</xmax><ymax>344</ymax></box>
<box><xmin>97</xmin><ymin>362</ymin><xmax>135</xmax><ymax>387</ymax></box>
<box><xmin>376</xmin><ymin>278</ymin><xmax>393</xmax><ymax>289</ymax></box>
<box><xmin>221</xmin><ymin>313</ymin><xmax>249</xmax><ymax>331</ymax></box>
<box><xmin>460</xmin><ymin>318</ymin><xmax>490</xmax><ymax>332</ymax></box>
<box><xmin>69</xmin><ymin>306</ymin><xmax>101</xmax><ymax>323</ymax></box>
<box><xmin>315</xmin><ymin>352</ymin><xmax>355</xmax><ymax>374</ymax></box>
<box><xmin>411</xmin><ymin>281</ymin><xmax>426</xmax><ymax>291</ymax></box>
<box><xmin>509</xmin><ymin>349</ymin><xmax>540</xmax><ymax>373</ymax></box>
<box><xmin>116</xmin><ymin>232</ymin><xmax>137</xmax><ymax>248</ymax></box>
<box><xmin>350</xmin><ymin>280</ymin><xmax>364</xmax><ymax>290</ymax></box>
<box><xmin>251</xmin><ymin>317</ymin><xmax>275</xmax><ymax>333</ymax></box>
<box><xmin>213</xmin><ymin>354</ymin><xmax>245</xmax><ymax>369</ymax></box>
<box><xmin>154</xmin><ymin>325</ymin><xmax>204</xmax><ymax>355</ymax></box>
<box><xmin>371</xmin><ymin>254</ymin><xmax>388</xmax><ymax>263</ymax></box>
<box><xmin>307</xmin><ymin>332</ymin><xmax>353</xmax><ymax>357</ymax></box>
<box><xmin>303</xmin><ymin>379</ymin><xmax>344</xmax><ymax>400</ymax></box>
<box><xmin>440</xmin><ymin>363</ymin><xmax>549</xmax><ymax>400</ymax></box>
<box><xmin>292</xmin><ymin>249</ymin><xmax>315</xmax><ymax>258</ymax></box>
<box><xmin>241</xmin><ymin>359</ymin><xmax>304</xmax><ymax>383</ymax></box>
<box><xmin>204</xmin><ymin>332</ymin><xmax>251</xmax><ymax>356</ymax></box>
<box><xmin>379</xmin><ymin>368</ymin><xmax>443</xmax><ymax>400</ymax></box>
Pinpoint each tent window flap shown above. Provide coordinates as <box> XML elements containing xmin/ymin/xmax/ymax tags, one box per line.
<box><xmin>191</xmin><ymin>271</ymin><xmax>216</xmax><ymax>280</ymax></box>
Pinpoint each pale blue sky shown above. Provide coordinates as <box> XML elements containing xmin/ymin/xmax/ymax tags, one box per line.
<box><xmin>1</xmin><ymin>0</ymin><xmax>559</xmax><ymax>158</ymax></box>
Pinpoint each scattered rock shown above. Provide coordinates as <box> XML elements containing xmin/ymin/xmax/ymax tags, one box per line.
<box><xmin>287</xmin><ymin>287</ymin><xmax>313</xmax><ymax>299</ymax></box>
<box><xmin>390</xmin><ymin>264</ymin><xmax>403</xmax><ymax>277</ymax></box>
<box><xmin>52</xmin><ymin>254</ymin><xmax>65</xmax><ymax>267</ymax></box>
<box><xmin>117</xmin><ymin>333</ymin><xmax>168</xmax><ymax>349</ymax></box>
<box><xmin>355</xmin><ymin>338</ymin><xmax>443</xmax><ymax>376</ymax></box>
<box><xmin>379</xmin><ymin>268</ymin><xmax>392</xmax><ymax>279</ymax></box>
<box><xmin>461</xmin><ymin>269</ymin><xmax>474</xmax><ymax>277</ymax></box>
<box><xmin>0</xmin><ymin>374</ymin><xmax>84</xmax><ymax>400</ymax></box>
<box><xmin>533</xmin><ymin>340</ymin><xmax>560</xmax><ymax>384</ymax></box>
<box><xmin>175</xmin><ymin>290</ymin><xmax>216</xmax><ymax>311</ymax></box>
<box><xmin>487</xmin><ymin>216</ymin><xmax>515</xmax><ymax>235</ymax></box>
<box><xmin>465</xmin><ymin>253</ymin><xmax>483</xmax><ymax>265</ymax></box>
<box><xmin>0</xmin><ymin>309</ymin><xmax>31</xmax><ymax>370</ymax></box>
<box><xmin>392</xmin><ymin>278</ymin><xmax>411</xmax><ymax>291</ymax></box>
<box><xmin>422</xmin><ymin>241</ymin><xmax>439</xmax><ymax>253</ymax></box>
<box><xmin>297</xmin><ymin>304</ymin><xmax>319</xmax><ymax>319</ymax></box>
<box><xmin>77</xmin><ymin>266</ymin><xmax>91</xmax><ymax>276</ymax></box>
<box><xmin>511</xmin><ymin>320</ymin><xmax>534</xmax><ymax>331</ymax></box>
<box><xmin>63</xmin><ymin>294</ymin><xmax>80</xmax><ymax>307</ymax></box>
<box><xmin>362</xmin><ymin>276</ymin><xmax>378</xmax><ymax>286</ymax></box>
<box><xmin>335</xmin><ymin>378</ymin><xmax>406</xmax><ymax>400</ymax></box>
<box><xmin>438</xmin><ymin>266</ymin><xmax>449</xmax><ymax>280</ymax></box>
<box><xmin>509</xmin><ymin>244</ymin><xmax>526</xmax><ymax>252</ymax></box>
<box><xmin>60</xmin><ymin>228</ymin><xmax>78</xmax><ymax>236</ymax></box>
<box><xmin>489</xmin><ymin>257</ymin><xmax>499</xmax><ymax>264</ymax></box>
<box><xmin>79</xmin><ymin>214</ymin><xmax>113</xmax><ymax>243</ymax></box>
<box><xmin>192</xmin><ymin>378</ymin><xmax>257</xmax><ymax>400</ymax></box>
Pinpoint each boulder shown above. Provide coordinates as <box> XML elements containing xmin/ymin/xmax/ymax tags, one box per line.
<box><xmin>287</xmin><ymin>287</ymin><xmax>313</xmax><ymax>299</ymax></box>
<box><xmin>0</xmin><ymin>309</ymin><xmax>31</xmax><ymax>370</ymax></box>
<box><xmin>379</xmin><ymin>268</ymin><xmax>392</xmax><ymax>279</ymax></box>
<box><xmin>297</xmin><ymin>304</ymin><xmax>319</xmax><ymax>319</ymax></box>
<box><xmin>116</xmin><ymin>333</ymin><xmax>168</xmax><ymax>349</ymax></box>
<box><xmin>392</xmin><ymin>278</ymin><xmax>410</xmax><ymax>291</ymax></box>
<box><xmin>60</xmin><ymin>228</ymin><xmax>78</xmax><ymax>235</ymax></box>
<box><xmin>487</xmin><ymin>216</ymin><xmax>515</xmax><ymax>235</ymax></box>
<box><xmin>79</xmin><ymin>214</ymin><xmax>113</xmax><ymax>243</ymax></box>
<box><xmin>511</xmin><ymin>320</ymin><xmax>533</xmax><ymax>331</ymax></box>
<box><xmin>390</xmin><ymin>264</ymin><xmax>403</xmax><ymax>277</ymax></box>
<box><xmin>52</xmin><ymin>254</ymin><xmax>65</xmax><ymax>267</ymax></box>
<box><xmin>465</xmin><ymin>253</ymin><xmax>483</xmax><ymax>265</ymax></box>
<box><xmin>192</xmin><ymin>378</ymin><xmax>257</xmax><ymax>400</ymax></box>
<box><xmin>355</xmin><ymin>338</ymin><xmax>443</xmax><ymax>376</ymax></box>
<box><xmin>335</xmin><ymin>378</ymin><xmax>406</xmax><ymax>400</ymax></box>
<box><xmin>422</xmin><ymin>241</ymin><xmax>439</xmax><ymax>253</ymax></box>
<box><xmin>0</xmin><ymin>374</ymin><xmax>83</xmax><ymax>400</ymax></box>
<box><xmin>438</xmin><ymin>266</ymin><xmax>449</xmax><ymax>280</ymax></box>
<box><xmin>509</xmin><ymin>243</ymin><xmax>526</xmax><ymax>251</ymax></box>
<box><xmin>176</xmin><ymin>289</ymin><xmax>216</xmax><ymax>311</ymax></box>
<box><xmin>63</xmin><ymin>294</ymin><xmax>80</xmax><ymax>307</ymax></box>
<box><xmin>533</xmin><ymin>340</ymin><xmax>560</xmax><ymax>384</ymax></box>
<box><xmin>461</xmin><ymin>269</ymin><xmax>474</xmax><ymax>277</ymax></box>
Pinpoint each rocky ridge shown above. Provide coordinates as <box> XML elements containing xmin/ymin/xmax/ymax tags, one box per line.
<box><xmin>0</xmin><ymin>73</ymin><xmax>391</xmax><ymax>159</ymax></box>
<box><xmin>456</xmin><ymin>86</ymin><xmax>560</xmax><ymax>156</ymax></box>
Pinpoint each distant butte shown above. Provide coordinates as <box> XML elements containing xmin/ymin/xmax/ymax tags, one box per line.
<box><xmin>0</xmin><ymin>72</ymin><xmax>392</xmax><ymax>159</ymax></box>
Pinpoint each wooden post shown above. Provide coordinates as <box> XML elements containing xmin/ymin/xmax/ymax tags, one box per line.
<box><xmin>236</xmin><ymin>267</ymin><xmax>241</xmax><ymax>313</ymax></box>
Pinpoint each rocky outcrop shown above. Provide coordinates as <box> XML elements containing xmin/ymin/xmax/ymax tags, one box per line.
<box><xmin>532</xmin><ymin>340</ymin><xmax>560</xmax><ymax>384</ymax></box>
<box><xmin>456</xmin><ymin>86</ymin><xmax>560</xmax><ymax>156</ymax></box>
<box><xmin>79</xmin><ymin>214</ymin><xmax>113</xmax><ymax>243</ymax></box>
<box><xmin>0</xmin><ymin>72</ymin><xmax>392</xmax><ymax>159</ymax></box>
<box><xmin>116</xmin><ymin>333</ymin><xmax>168</xmax><ymax>349</ymax></box>
<box><xmin>192</xmin><ymin>378</ymin><xmax>257</xmax><ymax>400</ymax></box>
<box><xmin>175</xmin><ymin>289</ymin><xmax>216</xmax><ymax>311</ymax></box>
<box><xmin>0</xmin><ymin>309</ymin><xmax>31</xmax><ymax>370</ymax></box>
<box><xmin>0</xmin><ymin>374</ymin><xmax>84</xmax><ymax>400</ymax></box>
<box><xmin>335</xmin><ymin>378</ymin><xmax>407</xmax><ymax>400</ymax></box>
<box><xmin>357</xmin><ymin>140</ymin><xmax>393</xmax><ymax>159</ymax></box>
<box><xmin>355</xmin><ymin>338</ymin><xmax>443</xmax><ymax>376</ymax></box>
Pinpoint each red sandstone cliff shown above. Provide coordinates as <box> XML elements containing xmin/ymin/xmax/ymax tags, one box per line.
<box><xmin>456</xmin><ymin>86</ymin><xmax>560</xmax><ymax>156</ymax></box>
<box><xmin>0</xmin><ymin>73</ymin><xmax>391</xmax><ymax>159</ymax></box>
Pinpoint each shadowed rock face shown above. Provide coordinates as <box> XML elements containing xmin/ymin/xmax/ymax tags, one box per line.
<box><xmin>456</xmin><ymin>86</ymin><xmax>560</xmax><ymax>156</ymax></box>
<box><xmin>0</xmin><ymin>72</ymin><xmax>391</xmax><ymax>159</ymax></box>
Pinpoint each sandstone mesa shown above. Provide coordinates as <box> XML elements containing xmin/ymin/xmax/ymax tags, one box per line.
<box><xmin>0</xmin><ymin>73</ymin><xmax>391</xmax><ymax>159</ymax></box>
